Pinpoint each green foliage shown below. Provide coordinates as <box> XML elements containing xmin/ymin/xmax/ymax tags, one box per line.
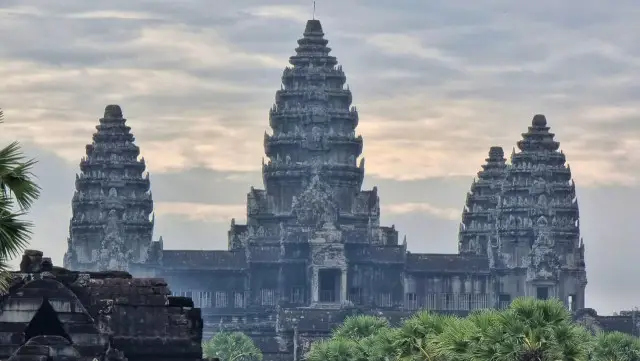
<box><xmin>307</xmin><ymin>315</ymin><xmax>397</xmax><ymax>361</ymax></box>
<box><xmin>0</xmin><ymin>109</ymin><xmax>41</xmax><ymax>292</ymax></box>
<box><xmin>590</xmin><ymin>332</ymin><xmax>640</xmax><ymax>361</ymax></box>
<box><xmin>202</xmin><ymin>332</ymin><xmax>262</xmax><ymax>361</ymax></box>
<box><xmin>306</xmin><ymin>298</ymin><xmax>640</xmax><ymax>361</ymax></box>
<box><xmin>333</xmin><ymin>315</ymin><xmax>390</xmax><ymax>340</ymax></box>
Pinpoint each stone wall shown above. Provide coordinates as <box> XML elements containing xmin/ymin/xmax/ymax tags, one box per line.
<box><xmin>0</xmin><ymin>250</ymin><xmax>204</xmax><ymax>361</ymax></box>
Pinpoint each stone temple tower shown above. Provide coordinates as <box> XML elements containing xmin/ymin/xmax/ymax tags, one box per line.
<box><xmin>458</xmin><ymin>146</ymin><xmax>507</xmax><ymax>256</ymax></box>
<box><xmin>490</xmin><ymin>114</ymin><xmax>587</xmax><ymax>310</ymax></box>
<box><xmin>262</xmin><ymin>19</ymin><xmax>364</xmax><ymax>213</ymax></box>
<box><xmin>226</xmin><ymin>19</ymin><xmax>401</xmax><ymax>310</ymax></box>
<box><xmin>63</xmin><ymin>105</ymin><xmax>155</xmax><ymax>272</ymax></box>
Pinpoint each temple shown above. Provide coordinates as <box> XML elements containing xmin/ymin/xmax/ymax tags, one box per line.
<box><xmin>64</xmin><ymin>104</ymin><xmax>156</xmax><ymax>272</ymax></box>
<box><xmin>59</xmin><ymin>19</ymin><xmax>638</xmax><ymax>361</ymax></box>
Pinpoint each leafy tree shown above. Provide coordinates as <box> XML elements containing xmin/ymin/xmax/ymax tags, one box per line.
<box><xmin>307</xmin><ymin>315</ymin><xmax>397</xmax><ymax>361</ymax></box>
<box><xmin>0</xmin><ymin>108</ymin><xmax>40</xmax><ymax>292</ymax></box>
<box><xmin>306</xmin><ymin>337</ymin><xmax>362</xmax><ymax>361</ymax></box>
<box><xmin>305</xmin><ymin>296</ymin><xmax>640</xmax><ymax>361</ymax></box>
<box><xmin>433</xmin><ymin>311</ymin><xmax>487</xmax><ymax>361</ymax></box>
<box><xmin>590</xmin><ymin>331</ymin><xmax>640</xmax><ymax>361</ymax></box>
<box><xmin>333</xmin><ymin>315</ymin><xmax>390</xmax><ymax>340</ymax></box>
<box><xmin>202</xmin><ymin>332</ymin><xmax>262</xmax><ymax>361</ymax></box>
<box><xmin>456</xmin><ymin>298</ymin><xmax>590</xmax><ymax>361</ymax></box>
<box><xmin>359</xmin><ymin>326</ymin><xmax>401</xmax><ymax>361</ymax></box>
<box><xmin>394</xmin><ymin>311</ymin><xmax>457</xmax><ymax>361</ymax></box>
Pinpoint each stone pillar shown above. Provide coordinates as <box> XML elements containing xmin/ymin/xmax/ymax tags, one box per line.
<box><xmin>340</xmin><ymin>268</ymin><xmax>347</xmax><ymax>303</ymax></box>
<box><xmin>452</xmin><ymin>276</ymin><xmax>461</xmax><ymax>293</ymax></box>
<box><xmin>278</xmin><ymin>266</ymin><xmax>286</xmax><ymax>304</ymax></box>
<box><xmin>576</xmin><ymin>286</ymin><xmax>586</xmax><ymax>309</ymax></box>
<box><xmin>311</xmin><ymin>268</ymin><xmax>319</xmax><ymax>303</ymax></box>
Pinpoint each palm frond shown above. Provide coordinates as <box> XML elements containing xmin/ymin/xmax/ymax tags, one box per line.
<box><xmin>0</xmin><ymin>141</ymin><xmax>41</xmax><ymax>210</ymax></box>
<box><xmin>0</xmin><ymin>195</ymin><xmax>33</xmax><ymax>260</ymax></box>
<box><xmin>333</xmin><ymin>315</ymin><xmax>390</xmax><ymax>340</ymax></box>
<box><xmin>0</xmin><ymin>259</ymin><xmax>10</xmax><ymax>293</ymax></box>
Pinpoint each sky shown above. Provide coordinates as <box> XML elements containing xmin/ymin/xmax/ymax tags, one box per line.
<box><xmin>1</xmin><ymin>0</ymin><xmax>639</xmax><ymax>315</ymax></box>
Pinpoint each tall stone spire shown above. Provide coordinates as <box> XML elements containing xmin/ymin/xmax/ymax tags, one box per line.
<box><xmin>225</xmin><ymin>20</ymin><xmax>398</xmax><ymax>311</ymax></box>
<box><xmin>63</xmin><ymin>105</ymin><xmax>155</xmax><ymax>271</ymax></box>
<box><xmin>493</xmin><ymin>114</ymin><xmax>586</xmax><ymax>309</ymax></box>
<box><xmin>458</xmin><ymin>146</ymin><xmax>507</xmax><ymax>256</ymax></box>
<box><xmin>263</xmin><ymin>19</ymin><xmax>363</xmax><ymax>213</ymax></box>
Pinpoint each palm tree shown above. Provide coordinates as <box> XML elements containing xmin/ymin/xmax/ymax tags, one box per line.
<box><xmin>306</xmin><ymin>315</ymin><xmax>395</xmax><ymax>361</ymax></box>
<box><xmin>466</xmin><ymin>298</ymin><xmax>590</xmax><ymax>361</ymax></box>
<box><xmin>360</xmin><ymin>326</ymin><xmax>402</xmax><ymax>361</ymax></box>
<box><xmin>202</xmin><ymin>332</ymin><xmax>262</xmax><ymax>361</ymax></box>
<box><xmin>306</xmin><ymin>337</ymin><xmax>363</xmax><ymax>361</ymax></box>
<box><xmin>590</xmin><ymin>331</ymin><xmax>640</xmax><ymax>361</ymax></box>
<box><xmin>0</xmin><ymin>108</ymin><xmax>41</xmax><ymax>292</ymax></box>
<box><xmin>434</xmin><ymin>311</ymin><xmax>489</xmax><ymax>361</ymax></box>
<box><xmin>333</xmin><ymin>315</ymin><xmax>390</xmax><ymax>340</ymax></box>
<box><xmin>394</xmin><ymin>310</ymin><xmax>457</xmax><ymax>361</ymax></box>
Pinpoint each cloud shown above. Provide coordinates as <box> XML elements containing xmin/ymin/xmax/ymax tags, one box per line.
<box><xmin>3</xmin><ymin>0</ymin><xmax>640</xmax><ymax>185</ymax></box>
<box><xmin>383</xmin><ymin>203</ymin><xmax>459</xmax><ymax>221</ymax></box>
<box><xmin>155</xmin><ymin>202</ymin><xmax>245</xmax><ymax>223</ymax></box>
<box><xmin>2</xmin><ymin>0</ymin><xmax>640</xmax><ymax>314</ymax></box>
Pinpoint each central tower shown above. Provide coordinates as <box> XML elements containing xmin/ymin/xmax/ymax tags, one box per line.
<box><xmin>263</xmin><ymin>19</ymin><xmax>364</xmax><ymax>213</ymax></box>
<box><xmin>227</xmin><ymin>19</ymin><xmax>401</xmax><ymax>311</ymax></box>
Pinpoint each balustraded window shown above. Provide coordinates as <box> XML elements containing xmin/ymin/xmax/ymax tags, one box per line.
<box><xmin>424</xmin><ymin>293</ymin><xmax>437</xmax><ymax>310</ymax></box>
<box><xmin>174</xmin><ymin>290</ymin><xmax>193</xmax><ymax>299</ymax></box>
<box><xmin>378</xmin><ymin>292</ymin><xmax>392</xmax><ymax>307</ymax></box>
<box><xmin>215</xmin><ymin>291</ymin><xmax>228</xmax><ymax>308</ymax></box>
<box><xmin>290</xmin><ymin>287</ymin><xmax>304</xmax><ymax>304</ymax></box>
<box><xmin>348</xmin><ymin>287</ymin><xmax>363</xmax><ymax>305</ymax></box>
<box><xmin>172</xmin><ymin>289</ymin><xmax>211</xmax><ymax>308</ymax></box>
<box><xmin>499</xmin><ymin>294</ymin><xmax>511</xmax><ymax>309</ymax></box>
<box><xmin>261</xmin><ymin>289</ymin><xmax>276</xmax><ymax>306</ymax></box>
<box><xmin>196</xmin><ymin>291</ymin><xmax>212</xmax><ymax>308</ymax></box>
<box><xmin>233</xmin><ymin>292</ymin><xmax>245</xmax><ymax>308</ymax></box>
<box><xmin>456</xmin><ymin>293</ymin><xmax>470</xmax><ymax>310</ymax></box>
<box><xmin>470</xmin><ymin>293</ymin><xmax>489</xmax><ymax>310</ymax></box>
<box><xmin>441</xmin><ymin>293</ymin><xmax>454</xmax><ymax>310</ymax></box>
<box><xmin>405</xmin><ymin>292</ymin><xmax>418</xmax><ymax>310</ymax></box>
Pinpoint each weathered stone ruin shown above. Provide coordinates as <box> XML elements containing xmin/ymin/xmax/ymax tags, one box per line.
<box><xmin>1</xmin><ymin>250</ymin><xmax>203</xmax><ymax>361</ymax></box>
<box><xmin>59</xmin><ymin>18</ymin><xmax>638</xmax><ymax>361</ymax></box>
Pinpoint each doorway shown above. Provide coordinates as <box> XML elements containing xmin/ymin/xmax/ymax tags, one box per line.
<box><xmin>318</xmin><ymin>269</ymin><xmax>341</xmax><ymax>303</ymax></box>
<box><xmin>536</xmin><ymin>287</ymin><xmax>549</xmax><ymax>300</ymax></box>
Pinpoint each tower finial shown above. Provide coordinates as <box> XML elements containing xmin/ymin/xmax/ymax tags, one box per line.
<box><xmin>313</xmin><ymin>1</ymin><xmax>316</xmax><ymax>20</ymax></box>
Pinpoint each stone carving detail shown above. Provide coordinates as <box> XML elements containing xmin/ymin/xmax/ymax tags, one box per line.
<box><xmin>98</xmin><ymin>210</ymin><xmax>131</xmax><ymax>271</ymax></box>
<box><xmin>102</xmin><ymin>342</ymin><xmax>128</xmax><ymax>361</ymax></box>
<box><xmin>526</xmin><ymin>216</ymin><xmax>561</xmax><ymax>281</ymax></box>
<box><xmin>291</xmin><ymin>174</ymin><xmax>338</xmax><ymax>229</ymax></box>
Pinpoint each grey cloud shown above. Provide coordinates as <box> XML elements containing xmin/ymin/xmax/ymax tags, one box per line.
<box><xmin>151</xmin><ymin>168</ymin><xmax>260</xmax><ymax>205</ymax></box>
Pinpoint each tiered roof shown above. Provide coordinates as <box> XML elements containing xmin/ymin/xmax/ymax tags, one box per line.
<box><xmin>263</xmin><ymin>20</ymin><xmax>364</xmax><ymax>198</ymax></box>
<box><xmin>458</xmin><ymin>146</ymin><xmax>507</xmax><ymax>255</ymax></box>
<box><xmin>494</xmin><ymin>114</ymin><xmax>583</xmax><ymax>272</ymax></box>
<box><xmin>64</xmin><ymin>105</ymin><xmax>154</xmax><ymax>271</ymax></box>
